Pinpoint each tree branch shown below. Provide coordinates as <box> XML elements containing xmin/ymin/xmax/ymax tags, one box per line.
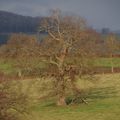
<box><xmin>48</xmin><ymin>30</ymin><xmax>60</xmax><ymax>41</ymax></box>
<box><xmin>49</xmin><ymin>57</ymin><xmax>59</xmax><ymax>67</ymax></box>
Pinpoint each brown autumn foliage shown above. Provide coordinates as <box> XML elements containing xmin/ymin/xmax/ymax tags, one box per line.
<box><xmin>0</xmin><ymin>10</ymin><xmax>113</xmax><ymax>107</ymax></box>
<box><xmin>0</xmin><ymin>33</ymin><xmax>43</xmax><ymax>77</ymax></box>
<box><xmin>0</xmin><ymin>79</ymin><xmax>29</xmax><ymax>120</ymax></box>
<box><xmin>3</xmin><ymin>33</ymin><xmax>38</xmax><ymax>58</ymax></box>
<box><xmin>105</xmin><ymin>33</ymin><xmax>120</xmax><ymax>73</ymax></box>
<box><xmin>38</xmin><ymin>10</ymin><xmax>100</xmax><ymax>106</ymax></box>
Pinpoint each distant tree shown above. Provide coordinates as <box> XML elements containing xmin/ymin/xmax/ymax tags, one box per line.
<box><xmin>0</xmin><ymin>33</ymin><xmax>41</xmax><ymax>77</ymax></box>
<box><xmin>38</xmin><ymin>9</ymin><xmax>97</xmax><ymax>106</ymax></box>
<box><xmin>105</xmin><ymin>33</ymin><xmax>119</xmax><ymax>73</ymax></box>
<box><xmin>101</xmin><ymin>28</ymin><xmax>110</xmax><ymax>35</ymax></box>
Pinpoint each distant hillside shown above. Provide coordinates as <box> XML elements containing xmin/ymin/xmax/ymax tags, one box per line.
<box><xmin>0</xmin><ymin>10</ymin><xmax>42</xmax><ymax>33</ymax></box>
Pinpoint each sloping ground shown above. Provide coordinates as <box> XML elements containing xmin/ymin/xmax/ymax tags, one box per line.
<box><xmin>20</xmin><ymin>73</ymin><xmax>120</xmax><ymax>120</ymax></box>
<box><xmin>1</xmin><ymin>71</ymin><xmax>120</xmax><ymax>120</ymax></box>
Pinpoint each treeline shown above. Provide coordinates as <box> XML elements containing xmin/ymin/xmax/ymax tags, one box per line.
<box><xmin>0</xmin><ymin>10</ymin><xmax>42</xmax><ymax>33</ymax></box>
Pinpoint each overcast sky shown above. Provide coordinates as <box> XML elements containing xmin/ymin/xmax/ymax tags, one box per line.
<box><xmin>0</xmin><ymin>0</ymin><xmax>120</xmax><ymax>30</ymax></box>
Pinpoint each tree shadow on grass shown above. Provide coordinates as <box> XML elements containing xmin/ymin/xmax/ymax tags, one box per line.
<box><xmin>33</xmin><ymin>86</ymin><xmax>119</xmax><ymax>109</ymax></box>
<box><xmin>41</xmin><ymin>87</ymin><xmax>118</xmax><ymax>106</ymax></box>
<box><xmin>86</xmin><ymin>86</ymin><xmax>118</xmax><ymax>101</ymax></box>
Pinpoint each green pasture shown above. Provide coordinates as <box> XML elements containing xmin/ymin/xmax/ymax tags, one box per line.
<box><xmin>0</xmin><ymin>55</ymin><xmax>120</xmax><ymax>120</ymax></box>
<box><xmin>93</xmin><ymin>57</ymin><xmax>120</xmax><ymax>68</ymax></box>
<box><xmin>0</xmin><ymin>58</ymin><xmax>46</xmax><ymax>75</ymax></box>
<box><xmin>6</xmin><ymin>73</ymin><xmax>120</xmax><ymax>120</ymax></box>
<box><xmin>1</xmin><ymin>62</ymin><xmax>120</xmax><ymax>120</ymax></box>
<box><xmin>1</xmin><ymin>57</ymin><xmax>120</xmax><ymax>75</ymax></box>
<box><xmin>0</xmin><ymin>59</ymin><xmax>16</xmax><ymax>74</ymax></box>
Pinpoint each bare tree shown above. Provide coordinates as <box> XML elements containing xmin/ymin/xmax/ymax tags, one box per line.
<box><xmin>105</xmin><ymin>33</ymin><xmax>119</xmax><ymax>73</ymax></box>
<box><xmin>39</xmin><ymin>10</ymin><xmax>97</xmax><ymax>106</ymax></box>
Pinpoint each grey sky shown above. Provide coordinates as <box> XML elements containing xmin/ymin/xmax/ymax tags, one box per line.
<box><xmin>0</xmin><ymin>0</ymin><xmax>120</xmax><ymax>30</ymax></box>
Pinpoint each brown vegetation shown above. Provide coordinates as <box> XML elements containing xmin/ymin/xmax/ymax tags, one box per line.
<box><xmin>38</xmin><ymin>9</ymin><xmax>101</xmax><ymax>106</ymax></box>
<box><xmin>0</xmin><ymin>9</ymin><xmax>120</xmax><ymax>109</ymax></box>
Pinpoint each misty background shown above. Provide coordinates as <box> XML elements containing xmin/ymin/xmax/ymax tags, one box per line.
<box><xmin>0</xmin><ymin>0</ymin><xmax>120</xmax><ymax>31</ymax></box>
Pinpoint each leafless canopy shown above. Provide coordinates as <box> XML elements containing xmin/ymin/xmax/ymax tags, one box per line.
<box><xmin>38</xmin><ymin>9</ymin><xmax>97</xmax><ymax>106</ymax></box>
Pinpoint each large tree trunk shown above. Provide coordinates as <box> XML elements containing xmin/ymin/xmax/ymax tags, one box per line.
<box><xmin>56</xmin><ymin>73</ymin><xmax>66</xmax><ymax>106</ymax></box>
<box><xmin>57</xmin><ymin>95</ymin><xmax>66</xmax><ymax>106</ymax></box>
<box><xmin>56</xmin><ymin>45</ymin><xmax>67</xmax><ymax>106</ymax></box>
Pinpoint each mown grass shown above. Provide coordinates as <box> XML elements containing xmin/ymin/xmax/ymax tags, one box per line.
<box><xmin>0</xmin><ymin>58</ymin><xmax>120</xmax><ymax>120</ymax></box>
<box><xmin>0</xmin><ymin>72</ymin><xmax>119</xmax><ymax>120</ymax></box>
<box><xmin>16</xmin><ymin>73</ymin><xmax>120</xmax><ymax>120</ymax></box>
<box><xmin>30</xmin><ymin>98</ymin><xmax>120</xmax><ymax>120</ymax></box>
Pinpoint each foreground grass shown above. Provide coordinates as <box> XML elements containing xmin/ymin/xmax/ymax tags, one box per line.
<box><xmin>0</xmin><ymin>58</ymin><xmax>120</xmax><ymax>120</ymax></box>
<box><xmin>19</xmin><ymin>73</ymin><xmax>120</xmax><ymax>120</ymax></box>
<box><xmin>30</xmin><ymin>98</ymin><xmax>120</xmax><ymax>120</ymax></box>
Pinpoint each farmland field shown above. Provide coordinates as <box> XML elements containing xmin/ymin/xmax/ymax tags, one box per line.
<box><xmin>93</xmin><ymin>57</ymin><xmax>120</xmax><ymax>67</ymax></box>
<box><xmin>0</xmin><ymin>57</ymin><xmax>120</xmax><ymax>75</ymax></box>
<box><xmin>0</xmin><ymin>3</ymin><xmax>120</xmax><ymax>120</ymax></box>
<box><xmin>9</xmin><ymin>73</ymin><xmax>120</xmax><ymax>120</ymax></box>
<box><xmin>0</xmin><ymin>53</ymin><xmax>120</xmax><ymax>120</ymax></box>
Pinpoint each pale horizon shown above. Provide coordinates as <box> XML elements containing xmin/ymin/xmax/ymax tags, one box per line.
<box><xmin>0</xmin><ymin>0</ymin><xmax>120</xmax><ymax>31</ymax></box>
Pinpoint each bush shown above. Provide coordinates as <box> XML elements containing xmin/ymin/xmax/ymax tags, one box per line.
<box><xmin>0</xmin><ymin>79</ymin><xmax>29</xmax><ymax>120</ymax></box>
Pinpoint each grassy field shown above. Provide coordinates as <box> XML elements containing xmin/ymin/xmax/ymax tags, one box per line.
<box><xmin>93</xmin><ymin>57</ymin><xmax>120</xmax><ymax>68</ymax></box>
<box><xmin>12</xmin><ymin>73</ymin><xmax>120</xmax><ymax>120</ymax></box>
<box><xmin>0</xmin><ymin>59</ymin><xmax>17</xmax><ymax>74</ymax></box>
<box><xmin>0</xmin><ymin>57</ymin><xmax>120</xmax><ymax>75</ymax></box>
<box><xmin>0</xmin><ymin>57</ymin><xmax>120</xmax><ymax>120</ymax></box>
<box><xmin>0</xmin><ymin>58</ymin><xmax>46</xmax><ymax>75</ymax></box>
